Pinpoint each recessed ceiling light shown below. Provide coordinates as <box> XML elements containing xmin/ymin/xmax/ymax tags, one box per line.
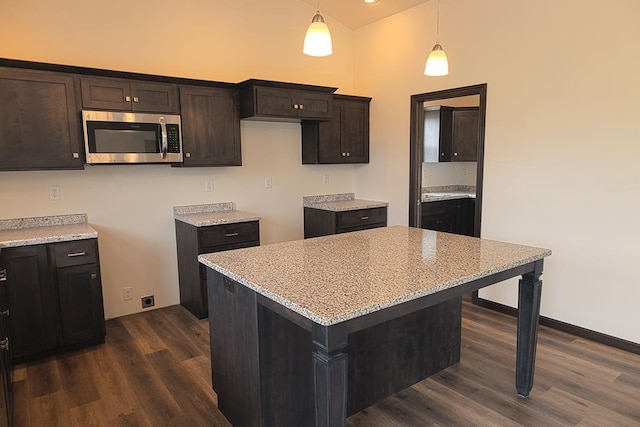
<box><xmin>364</xmin><ymin>0</ymin><xmax>379</xmax><ymax>4</ymax></box>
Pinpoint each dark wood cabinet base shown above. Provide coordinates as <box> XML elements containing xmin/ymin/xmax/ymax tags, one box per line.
<box><xmin>208</xmin><ymin>270</ymin><xmax>461</xmax><ymax>426</ymax></box>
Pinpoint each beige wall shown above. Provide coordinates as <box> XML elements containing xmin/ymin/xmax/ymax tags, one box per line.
<box><xmin>354</xmin><ymin>0</ymin><xmax>640</xmax><ymax>343</ymax></box>
<box><xmin>0</xmin><ymin>0</ymin><xmax>357</xmax><ymax>318</ymax></box>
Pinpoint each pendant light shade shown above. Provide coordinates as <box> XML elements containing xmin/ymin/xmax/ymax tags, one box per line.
<box><xmin>424</xmin><ymin>0</ymin><xmax>449</xmax><ymax>76</ymax></box>
<box><xmin>303</xmin><ymin>2</ymin><xmax>332</xmax><ymax>57</ymax></box>
<box><xmin>425</xmin><ymin>43</ymin><xmax>449</xmax><ymax>76</ymax></box>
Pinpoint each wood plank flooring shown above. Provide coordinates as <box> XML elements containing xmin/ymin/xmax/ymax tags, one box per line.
<box><xmin>11</xmin><ymin>300</ymin><xmax>640</xmax><ymax>426</ymax></box>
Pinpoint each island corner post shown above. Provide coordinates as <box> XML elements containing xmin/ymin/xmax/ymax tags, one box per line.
<box><xmin>516</xmin><ymin>258</ymin><xmax>544</xmax><ymax>397</ymax></box>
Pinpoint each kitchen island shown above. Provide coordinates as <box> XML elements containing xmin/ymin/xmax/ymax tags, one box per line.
<box><xmin>199</xmin><ymin>225</ymin><xmax>551</xmax><ymax>426</ymax></box>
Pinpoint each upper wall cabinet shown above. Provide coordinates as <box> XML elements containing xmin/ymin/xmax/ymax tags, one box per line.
<box><xmin>0</xmin><ymin>67</ymin><xmax>84</xmax><ymax>171</ymax></box>
<box><xmin>424</xmin><ymin>106</ymin><xmax>478</xmax><ymax>163</ymax></box>
<box><xmin>238</xmin><ymin>79</ymin><xmax>336</xmax><ymax>121</ymax></box>
<box><xmin>302</xmin><ymin>94</ymin><xmax>371</xmax><ymax>164</ymax></box>
<box><xmin>178</xmin><ymin>85</ymin><xmax>242</xmax><ymax>167</ymax></box>
<box><xmin>81</xmin><ymin>77</ymin><xmax>179</xmax><ymax>114</ymax></box>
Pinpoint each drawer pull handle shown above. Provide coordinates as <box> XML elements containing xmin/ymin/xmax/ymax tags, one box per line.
<box><xmin>361</xmin><ymin>216</ymin><xmax>369</xmax><ymax>220</ymax></box>
<box><xmin>225</xmin><ymin>233</ymin><xmax>239</xmax><ymax>237</ymax></box>
<box><xmin>67</xmin><ymin>252</ymin><xmax>86</xmax><ymax>257</ymax></box>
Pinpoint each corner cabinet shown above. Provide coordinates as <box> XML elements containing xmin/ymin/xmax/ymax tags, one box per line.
<box><xmin>0</xmin><ymin>239</ymin><xmax>105</xmax><ymax>363</ymax></box>
<box><xmin>302</xmin><ymin>94</ymin><xmax>371</xmax><ymax>164</ymax></box>
<box><xmin>80</xmin><ymin>76</ymin><xmax>179</xmax><ymax>113</ymax></box>
<box><xmin>238</xmin><ymin>79</ymin><xmax>336</xmax><ymax>121</ymax></box>
<box><xmin>0</xmin><ymin>67</ymin><xmax>84</xmax><ymax>171</ymax></box>
<box><xmin>177</xmin><ymin>85</ymin><xmax>242</xmax><ymax>166</ymax></box>
<box><xmin>424</xmin><ymin>106</ymin><xmax>478</xmax><ymax>163</ymax></box>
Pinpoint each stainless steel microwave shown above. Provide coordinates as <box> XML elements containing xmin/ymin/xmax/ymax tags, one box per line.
<box><xmin>82</xmin><ymin>110</ymin><xmax>183</xmax><ymax>164</ymax></box>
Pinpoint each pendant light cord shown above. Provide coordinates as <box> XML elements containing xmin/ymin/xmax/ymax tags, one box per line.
<box><xmin>436</xmin><ymin>0</ymin><xmax>440</xmax><ymax>43</ymax></box>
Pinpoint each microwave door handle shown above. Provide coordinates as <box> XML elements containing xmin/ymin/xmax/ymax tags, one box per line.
<box><xmin>159</xmin><ymin>117</ymin><xmax>168</xmax><ymax>159</ymax></box>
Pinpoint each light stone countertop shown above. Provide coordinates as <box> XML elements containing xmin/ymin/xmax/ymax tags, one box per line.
<box><xmin>303</xmin><ymin>193</ymin><xmax>388</xmax><ymax>212</ymax></box>
<box><xmin>0</xmin><ymin>214</ymin><xmax>97</xmax><ymax>248</ymax></box>
<box><xmin>174</xmin><ymin>203</ymin><xmax>260</xmax><ymax>227</ymax></box>
<box><xmin>421</xmin><ymin>185</ymin><xmax>476</xmax><ymax>202</ymax></box>
<box><xmin>199</xmin><ymin>225</ymin><xmax>551</xmax><ymax>326</ymax></box>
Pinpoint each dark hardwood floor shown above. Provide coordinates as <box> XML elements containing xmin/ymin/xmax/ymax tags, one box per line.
<box><xmin>11</xmin><ymin>300</ymin><xmax>640</xmax><ymax>426</ymax></box>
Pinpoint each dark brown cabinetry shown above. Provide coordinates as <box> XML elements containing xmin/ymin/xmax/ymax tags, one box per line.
<box><xmin>178</xmin><ymin>86</ymin><xmax>242</xmax><ymax>166</ymax></box>
<box><xmin>0</xmin><ymin>67</ymin><xmax>84</xmax><ymax>171</ymax></box>
<box><xmin>175</xmin><ymin>220</ymin><xmax>260</xmax><ymax>319</ymax></box>
<box><xmin>239</xmin><ymin>79</ymin><xmax>335</xmax><ymax>121</ymax></box>
<box><xmin>0</xmin><ymin>239</ymin><xmax>105</xmax><ymax>363</ymax></box>
<box><xmin>424</xmin><ymin>106</ymin><xmax>478</xmax><ymax>163</ymax></box>
<box><xmin>304</xmin><ymin>207</ymin><xmax>387</xmax><ymax>238</ymax></box>
<box><xmin>81</xmin><ymin>77</ymin><xmax>179</xmax><ymax>113</ymax></box>
<box><xmin>0</xmin><ymin>262</ymin><xmax>11</xmax><ymax>427</ymax></box>
<box><xmin>421</xmin><ymin>198</ymin><xmax>475</xmax><ymax>236</ymax></box>
<box><xmin>302</xmin><ymin>94</ymin><xmax>371</xmax><ymax>164</ymax></box>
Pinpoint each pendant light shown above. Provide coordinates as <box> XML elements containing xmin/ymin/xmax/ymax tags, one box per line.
<box><xmin>303</xmin><ymin>0</ymin><xmax>333</xmax><ymax>57</ymax></box>
<box><xmin>424</xmin><ymin>0</ymin><xmax>449</xmax><ymax>76</ymax></box>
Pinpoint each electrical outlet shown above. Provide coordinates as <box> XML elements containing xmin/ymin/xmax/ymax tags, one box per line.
<box><xmin>141</xmin><ymin>295</ymin><xmax>155</xmax><ymax>309</ymax></box>
<box><xmin>123</xmin><ymin>287</ymin><xmax>133</xmax><ymax>301</ymax></box>
<box><xmin>48</xmin><ymin>185</ymin><xmax>60</xmax><ymax>201</ymax></box>
<box><xmin>205</xmin><ymin>178</ymin><xmax>214</xmax><ymax>192</ymax></box>
<box><xmin>322</xmin><ymin>174</ymin><xmax>329</xmax><ymax>185</ymax></box>
<box><xmin>264</xmin><ymin>176</ymin><xmax>272</xmax><ymax>189</ymax></box>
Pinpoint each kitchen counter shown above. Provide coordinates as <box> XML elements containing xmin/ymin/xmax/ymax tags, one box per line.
<box><xmin>0</xmin><ymin>214</ymin><xmax>97</xmax><ymax>247</ymax></box>
<box><xmin>200</xmin><ymin>225</ymin><xmax>549</xmax><ymax>326</ymax></box>
<box><xmin>173</xmin><ymin>202</ymin><xmax>260</xmax><ymax>227</ymax></box>
<box><xmin>421</xmin><ymin>185</ymin><xmax>476</xmax><ymax>202</ymax></box>
<box><xmin>303</xmin><ymin>193</ymin><xmax>388</xmax><ymax>212</ymax></box>
<box><xmin>200</xmin><ymin>225</ymin><xmax>551</xmax><ymax>426</ymax></box>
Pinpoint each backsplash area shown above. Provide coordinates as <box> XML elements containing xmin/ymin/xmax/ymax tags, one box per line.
<box><xmin>422</xmin><ymin>162</ymin><xmax>477</xmax><ymax>187</ymax></box>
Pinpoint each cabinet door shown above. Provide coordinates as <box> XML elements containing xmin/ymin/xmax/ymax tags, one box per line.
<box><xmin>315</xmin><ymin>102</ymin><xmax>343</xmax><ymax>163</ymax></box>
<box><xmin>81</xmin><ymin>76</ymin><xmax>132</xmax><ymax>110</ymax></box>
<box><xmin>1</xmin><ymin>246</ymin><xmax>57</xmax><ymax>359</ymax></box>
<box><xmin>454</xmin><ymin>198</ymin><xmax>476</xmax><ymax>236</ymax></box>
<box><xmin>255</xmin><ymin>87</ymin><xmax>297</xmax><ymax>118</ymax></box>
<box><xmin>0</xmin><ymin>68</ymin><xmax>83</xmax><ymax>171</ymax></box>
<box><xmin>179</xmin><ymin>86</ymin><xmax>241</xmax><ymax>166</ymax></box>
<box><xmin>451</xmin><ymin>108</ymin><xmax>478</xmax><ymax>161</ymax></box>
<box><xmin>295</xmin><ymin>90</ymin><xmax>332</xmax><ymax>120</ymax></box>
<box><xmin>56</xmin><ymin>264</ymin><xmax>105</xmax><ymax>346</ymax></box>
<box><xmin>131</xmin><ymin>81</ymin><xmax>179</xmax><ymax>113</ymax></box>
<box><xmin>340</xmin><ymin>99</ymin><xmax>369</xmax><ymax>163</ymax></box>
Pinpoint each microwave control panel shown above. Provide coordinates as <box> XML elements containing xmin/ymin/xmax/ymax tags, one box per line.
<box><xmin>167</xmin><ymin>124</ymin><xmax>181</xmax><ymax>153</ymax></box>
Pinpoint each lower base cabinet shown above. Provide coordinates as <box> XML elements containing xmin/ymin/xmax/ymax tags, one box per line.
<box><xmin>175</xmin><ymin>220</ymin><xmax>260</xmax><ymax>319</ymax></box>
<box><xmin>304</xmin><ymin>207</ymin><xmax>387</xmax><ymax>238</ymax></box>
<box><xmin>421</xmin><ymin>199</ymin><xmax>475</xmax><ymax>237</ymax></box>
<box><xmin>0</xmin><ymin>239</ymin><xmax>105</xmax><ymax>363</ymax></box>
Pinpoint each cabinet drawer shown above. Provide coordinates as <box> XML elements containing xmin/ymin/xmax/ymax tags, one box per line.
<box><xmin>337</xmin><ymin>207</ymin><xmax>387</xmax><ymax>230</ymax></box>
<box><xmin>52</xmin><ymin>240</ymin><xmax>98</xmax><ymax>268</ymax></box>
<box><xmin>198</xmin><ymin>221</ymin><xmax>259</xmax><ymax>252</ymax></box>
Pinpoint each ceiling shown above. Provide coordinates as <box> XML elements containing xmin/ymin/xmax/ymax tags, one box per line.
<box><xmin>299</xmin><ymin>0</ymin><xmax>430</xmax><ymax>29</ymax></box>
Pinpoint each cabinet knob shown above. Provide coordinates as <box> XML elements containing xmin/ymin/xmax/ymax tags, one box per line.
<box><xmin>125</xmin><ymin>96</ymin><xmax>131</xmax><ymax>102</ymax></box>
<box><xmin>185</xmin><ymin>152</ymin><xmax>191</xmax><ymax>158</ymax></box>
<box><xmin>91</xmin><ymin>273</ymin><xmax>97</xmax><ymax>280</ymax></box>
<box><xmin>342</xmin><ymin>152</ymin><xmax>346</xmax><ymax>156</ymax></box>
<box><xmin>73</xmin><ymin>152</ymin><xmax>80</xmax><ymax>159</ymax></box>
<box><xmin>346</xmin><ymin>152</ymin><xmax>350</xmax><ymax>157</ymax></box>
<box><xmin>0</xmin><ymin>269</ymin><xmax>6</xmax><ymax>282</ymax></box>
<box><xmin>0</xmin><ymin>310</ymin><xmax>8</xmax><ymax>317</ymax></box>
<box><xmin>133</xmin><ymin>96</ymin><xmax>139</xmax><ymax>103</ymax></box>
<box><xmin>293</xmin><ymin>104</ymin><xmax>299</xmax><ymax>110</ymax></box>
<box><xmin>441</xmin><ymin>153</ymin><xmax>445</xmax><ymax>156</ymax></box>
<box><xmin>454</xmin><ymin>152</ymin><xmax>458</xmax><ymax>156</ymax></box>
<box><xmin>0</xmin><ymin>338</ymin><xmax>8</xmax><ymax>351</ymax></box>
<box><xmin>299</xmin><ymin>104</ymin><xmax>304</xmax><ymax>110</ymax></box>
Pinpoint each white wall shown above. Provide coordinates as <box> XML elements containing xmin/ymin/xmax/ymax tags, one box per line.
<box><xmin>0</xmin><ymin>0</ymin><xmax>358</xmax><ymax>319</ymax></box>
<box><xmin>354</xmin><ymin>0</ymin><xmax>640</xmax><ymax>343</ymax></box>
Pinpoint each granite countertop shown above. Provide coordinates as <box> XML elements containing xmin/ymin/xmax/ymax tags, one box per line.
<box><xmin>199</xmin><ymin>225</ymin><xmax>551</xmax><ymax>326</ymax></box>
<box><xmin>303</xmin><ymin>193</ymin><xmax>388</xmax><ymax>212</ymax></box>
<box><xmin>0</xmin><ymin>214</ymin><xmax>98</xmax><ymax>248</ymax></box>
<box><xmin>422</xmin><ymin>185</ymin><xmax>476</xmax><ymax>202</ymax></box>
<box><xmin>174</xmin><ymin>203</ymin><xmax>261</xmax><ymax>227</ymax></box>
